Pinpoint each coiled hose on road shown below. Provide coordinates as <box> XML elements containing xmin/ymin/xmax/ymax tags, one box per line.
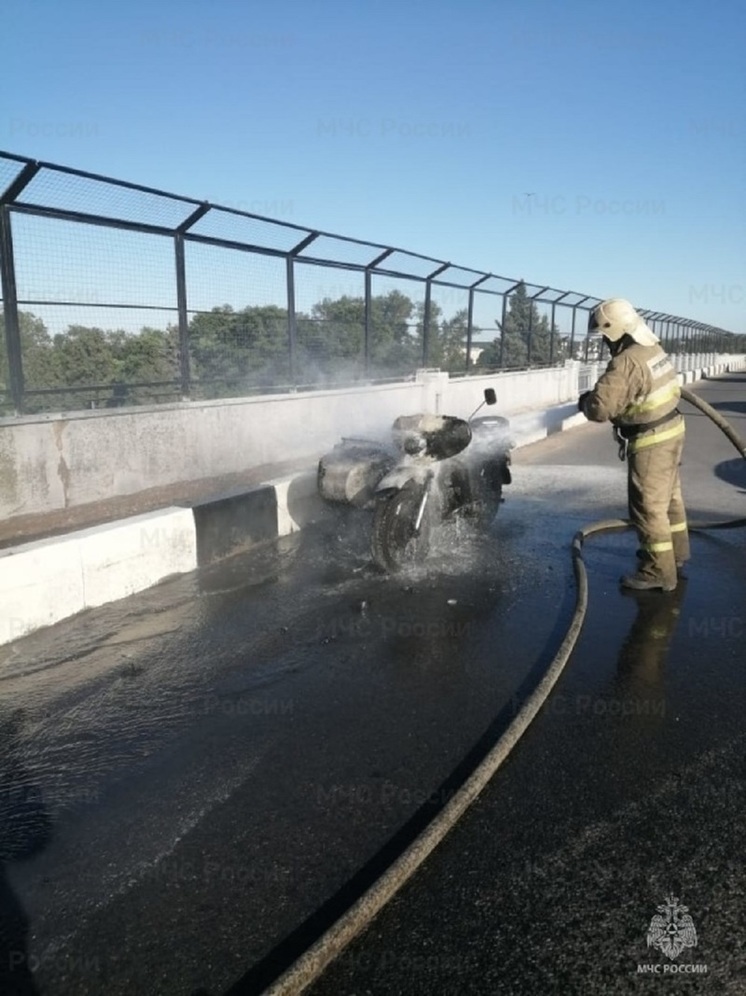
<box><xmin>262</xmin><ymin>384</ymin><xmax>746</xmax><ymax>996</ymax></box>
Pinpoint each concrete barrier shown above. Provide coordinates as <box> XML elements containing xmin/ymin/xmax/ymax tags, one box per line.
<box><xmin>2</xmin><ymin>360</ymin><xmax>744</xmax><ymax>646</ymax></box>
<box><xmin>3</xmin><ymin>355</ymin><xmax>742</xmax><ymax>524</ymax></box>
<box><xmin>0</xmin><ymin>399</ymin><xmax>580</xmax><ymax>645</ymax></box>
<box><xmin>0</xmin><ymin>507</ymin><xmax>197</xmax><ymax>644</ymax></box>
<box><xmin>0</xmin><ymin>475</ymin><xmax>324</xmax><ymax>646</ymax></box>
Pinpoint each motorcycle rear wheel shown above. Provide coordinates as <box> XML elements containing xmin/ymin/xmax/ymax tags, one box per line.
<box><xmin>371</xmin><ymin>486</ymin><xmax>434</xmax><ymax>572</ymax></box>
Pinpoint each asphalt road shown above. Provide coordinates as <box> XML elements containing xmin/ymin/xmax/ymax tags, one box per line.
<box><xmin>1</xmin><ymin>373</ymin><xmax>744</xmax><ymax>996</ymax></box>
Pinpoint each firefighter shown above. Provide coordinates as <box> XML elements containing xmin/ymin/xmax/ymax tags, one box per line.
<box><xmin>578</xmin><ymin>298</ymin><xmax>689</xmax><ymax>591</ymax></box>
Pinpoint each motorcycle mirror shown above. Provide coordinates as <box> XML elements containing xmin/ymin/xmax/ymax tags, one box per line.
<box><xmin>468</xmin><ymin>388</ymin><xmax>498</xmax><ymax>423</ymax></box>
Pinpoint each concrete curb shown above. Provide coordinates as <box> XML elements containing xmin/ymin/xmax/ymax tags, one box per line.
<box><xmin>1</xmin><ymin>507</ymin><xmax>197</xmax><ymax>645</ymax></box>
<box><xmin>1</xmin><ymin>476</ymin><xmax>322</xmax><ymax>646</ymax></box>
<box><xmin>1</xmin><ymin>374</ymin><xmax>739</xmax><ymax>646</ymax></box>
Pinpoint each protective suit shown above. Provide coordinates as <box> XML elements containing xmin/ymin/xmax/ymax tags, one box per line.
<box><xmin>579</xmin><ymin>299</ymin><xmax>689</xmax><ymax>591</ymax></box>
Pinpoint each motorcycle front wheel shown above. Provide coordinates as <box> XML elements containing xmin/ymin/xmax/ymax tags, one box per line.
<box><xmin>371</xmin><ymin>485</ymin><xmax>434</xmax><ymax>572</ymax></box>
<box><xmin>466</xmin><ymin>457</ymin><xmax>508</xmax><ymax>530</ymax></box>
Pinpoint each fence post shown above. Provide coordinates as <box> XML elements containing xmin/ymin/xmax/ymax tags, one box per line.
<box><xmin>286</xmin><ymin>232</ymin><xmax>320</xmax><ymax>385</ymax></box>
<box><xmin>174</xmin><ymin>202</ymin><xmax>210</xmax><ymax>400</ymax></box>
<box><xmin>422</xmin><ymin>263</ymin><xmax>449</xmax><ymax>367</ymax></box>
<box><xmin>0</xmin><ymin>206</ymin><xmax>24</xmax><ymax>414</ymax></box>
<box><xmin>363</xmin><ymin>267</ymin><xmax>372</xmax><ymax>376</ymax></box>
<box><xmin>498</xmin><ymin>293</ymin><xmax>508</xmax><ymax>367</ymax></box>
<box><xmin>465</xmin><ymin>287</ymin><xmax>474</xmax><ymax>372</ymax></box>
<box><xmin>365</xmin><ymin>248</ymin><xmax>393</xmax><ymax>377</ymax></box>
<box><xmin>549</xmin><ymin>291</ymin><xmax>570</xmax><ymax>364</ymax></box>
<box><xmin>569</xmin><ymin>306</ymin><xmax>578</xmax><ymax>360</ymax></box>
<box><xmin>174</xmin><ymin>233</ymin><xmax>192</xmax><ymax>399</ymax></box>
<box><xmin>286</xmin><ymin>256</ymin><xmax>297</xmax><ymax>384</ymax></box>
<box><xmin>525</xmin><ymin>299</ymin><xmax>536</xmax><ymax>366</ymax></box>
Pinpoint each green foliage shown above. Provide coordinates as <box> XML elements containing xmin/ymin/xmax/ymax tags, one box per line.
<box><xmin>298</xmin><ymin>296</ymin><xmax>365</xmax><ymax>376</ymax></box>
<box><xmin>436</xmin><ymin>308</ymin><xmax>472</xmax><ymax>372</ymax></box>
<box><xmin>0</xmin><ymin>310</ymin><xmax>182</xmax><ymax>412</ymax></box>
<box><xmin>22</xmin><ymin>278</ymin><xmax>738</xmax><ymax>415</ymax></box>
<box><xmin>414</xmin><ymin>302</ymin><xmax>472</xmax><ymax>373</ymax></box>
<box><xmin>114</xmin><ymin>325</ymin><xmax>181</xmax><ymax>399</ymax></box>
<box><xmin>477</xmin><ymin>282</ymin><xmax>565</xmax><ymax>369</ymax></box>
<box><xmin>300</xmin><ymin>291</ymin><xmax>419</xmax><ymax>376</ymax></box>
<box><xmin>0</xmin><ymin>309</ymin><xmax>57</xmax><ymax>386</ymax></box>
<box><xmin>52</xmin><ymin>325</ymin><xmax>120</xmax><ymax>388</ymax></box>
<box><xmin>0</xmin><ymin>310</ymin><xmax>61</xmax><ymax>414</ymax></box>
<box><xmin>189</xmin><ymin>304</ymin><xmax>290</xmax><ymax>395</ymax></box>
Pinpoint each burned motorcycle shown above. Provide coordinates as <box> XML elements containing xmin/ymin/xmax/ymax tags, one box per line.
<box><xmin>317</xmin><ymin>388</ymin><xmax>513</xmax><ymax>571</ymax></box>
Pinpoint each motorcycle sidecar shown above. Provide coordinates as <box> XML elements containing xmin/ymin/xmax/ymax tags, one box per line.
<box><xmin>317</xmin><ymin>437</ymin><xmax>396</xmax><ymax>508</ymax></box>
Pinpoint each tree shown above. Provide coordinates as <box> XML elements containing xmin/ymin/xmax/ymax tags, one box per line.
<box><xmin>414</xmin><ymin>299</ymin><xmax>443</xmax><ymax>367</ymax></box>
<box><xmin>296</xmin><ymin>290</ymin><xmax>419</xmax><ymax>378</ymax></box>
<box><xmin>437</xmin><ymin>308</ymin><xmax>472</xmax><ymax>372</ymax></box>
<box><xmin>477</xmin><ymin>282</ymin><xmax>563</xmax><ymax>369</ymax></box>
<box><xmin>298</xmin><ymin>295</ymin><xmax>365</xmax><ymax>375</ymax></box>
<box><xmin>112</xmin><ymin>326</ymin><xmax>181</xmax><ymax>403</ymax></box>
<box><xmin>369</xmin><ymin>290</ymin><xmax>418</xmax><ymax>372</ymax></box>
<box><xmin>189</xmin><ymin>304</ymin><xmax>290</xmax><ymax>395</ymax></box>
<box><xmin>52</xmin><ymin>325</ymin><xmax>116</xmax><ymax>384</ymax></box>
<box><xmin>0</xmin><ymin>310</ymin><xmax>59</xmax><ymax>393</ymax></box>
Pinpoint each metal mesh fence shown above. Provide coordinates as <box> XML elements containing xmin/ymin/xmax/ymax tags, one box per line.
<box><xmin>0</xmin><ymin>148</ymin><xmax>742</xmax><ymax>417</ymax></box>
<box><xmin>294</xmin><ymin>261</ymin><xmax>366</xmax><ymax>384</ymax></box>
<box><xmin>184</xmin><ymin>241</ymin><xmax>290</xmax><ymax>397</ymax></box>
<box><xmin>368</xmin><ymin>273</ymin><xmax>426</xmax><ymax>379</ymax></box>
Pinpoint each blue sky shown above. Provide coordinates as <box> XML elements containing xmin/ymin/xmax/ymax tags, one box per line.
<box><xmin>2</xmin><ymin>0</ymin><xmax>745</xmax><ymax>332</ymax></box>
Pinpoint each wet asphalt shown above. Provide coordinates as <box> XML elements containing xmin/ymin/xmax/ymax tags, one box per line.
<box><xmin>1</xmin><ymin>374</ymin><xmax>744</xmax><ymax>996</ymax></box>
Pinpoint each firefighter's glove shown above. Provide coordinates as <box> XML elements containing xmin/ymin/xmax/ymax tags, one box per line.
<box><xmin>577</xmin><ymin>391</ymin><xmax>591</xmax><ymax>414</ymax></box>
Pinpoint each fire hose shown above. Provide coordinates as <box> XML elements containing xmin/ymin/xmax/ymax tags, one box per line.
<box><xmin>260</xmin><ymin>384</ymin><xmax>746</xmax><ymax>996</ymax></box>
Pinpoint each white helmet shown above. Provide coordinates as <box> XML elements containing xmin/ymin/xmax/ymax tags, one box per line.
<box><xmin>587</xmin><ymin>298</ymin><xmax>658</xmax><ymax>346</ymax></box>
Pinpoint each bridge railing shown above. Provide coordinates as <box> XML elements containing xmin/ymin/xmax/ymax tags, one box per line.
<box><xmin>0</xmin><ymin>149</ymin><xmax>742</xmax><ymax>416</ymax></box>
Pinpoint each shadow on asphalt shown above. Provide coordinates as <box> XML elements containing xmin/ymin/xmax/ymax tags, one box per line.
<box><xmin>0</xmin><ymin>709</ymin><xmax>53</xmax><ymax>996</ymax></box>
<box><xmin>713</xmin><ymin>457</ymin><xmax>746</xmax><ymax>491</ymax></box>
<box><xmin>710</xmin><ymin>399</ymin><xmax>746</xmax><ymax>415</ymax></box>
<box><xmin>701</xmin><ymin>374</ymin><xmax>746</xmax><ymax>383</ymax></box>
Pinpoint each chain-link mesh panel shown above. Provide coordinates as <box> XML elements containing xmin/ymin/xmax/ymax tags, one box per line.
<box><xmin>476</xmin><ymin>275</ymin><xmax>524</xmax><ymax>296</ymax></box>
<box><xmin>525</xmin><ymin>301</ymin><xmax>556</xmax><ymax>365</ymax></box>
<box><xmin>296</xmin><ymin>234</ymin><xmax>385</xmax><ymax>267</ymax></box>
<box><xmin>18</xmin><ymin>305</ymin><xmax>180</xmax><ymax>413</ymax></box>
<box><xmin>376</xmin><ymin>251</ymin><xmax>445</xmax><ymax>279</ymax></box>
<box><xmin>185</xmin><ymin>241</ymin><xmax>290</xmax><ymax>398</ymax></box>
<box><xmin>470</xmin><ymin>287</ymin><xmax>506</xmax><ymax>369</ymax></box>
<box><xmin>428</xmin><ymin>284</ymin><xmax>470</xmax><ymax>372</ymax></box>
<box><xmin>17</xmin><ymin>167</ymin><xmax>197</xmax><ymax>229</ymax></box>
<box><xmin>0</xmin><ymin>156</ymin><xmax>27</xmax><ymax>199</ymax></box>
<box><xmin>432</xmin><ymin>265</ymin><xmax>484</xmax><ymax>288</ymax></box>
<box><xmin>294</xmin><ymin>261</ymin><xmax>365</xmax><ymax>384</ymax></box>
<box><xmin>189</xmin><ymin>209</ymin><xmax>306</xmax><ymax>254</ymax></box>
<box><xmin>545</xmin><ymin>294</ymin><xmax>589</xmax><ymax>362</ymax></box>
<box><xmin>368</xmin><ymin>274</ymin><xmax>425</xmax><ymax>379</ymax></box>
<box><xmin>12</xmin><ymin>213</ymin><xmax>176</xmax><ymax>313</ymax></box>
<box><xmin>305</xmin><ymin>268</ymin><xmax>365</xmax><ymax>305</ymax></box>
<box><xmin>9</xmin><ymin>213</ymin><xmax>179</xmax><ymax>412</ymax></box>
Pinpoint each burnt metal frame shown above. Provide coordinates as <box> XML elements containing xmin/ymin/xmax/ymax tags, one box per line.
<box><xmin>0</xmin><ymin>148</ymin><xmax>741</xmax><ymax>415</ymax></box>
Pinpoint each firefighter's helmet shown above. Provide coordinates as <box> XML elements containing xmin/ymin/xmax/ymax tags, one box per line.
<box><xmin>587</xmin><ymin>298</ymin><xmax>658</xmax><ymax>346</ymax></box>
